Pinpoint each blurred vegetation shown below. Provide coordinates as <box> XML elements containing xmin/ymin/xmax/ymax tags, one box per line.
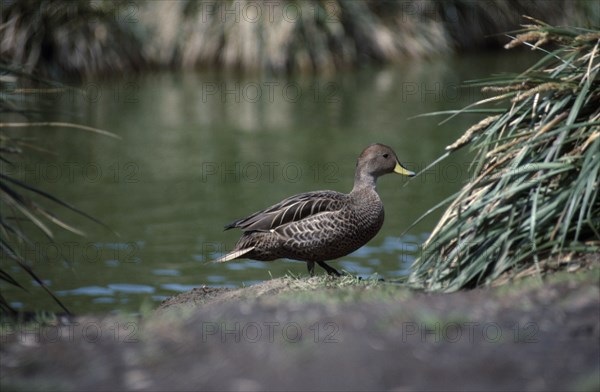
<box><xmin>0</xmin><ymin>0</ymin><xmax>143</xmax><ymax>80</ymax></box>
<box><xmin>409</xmin><ymin>20</ymin><xmax>600</xmax><ymax>290</ymax></box>
<box><xmin>1</xmin><ymin>0</ymin><xmax>598</xmax><ymax>78</ymax></box>
<box><xmin>0</xmin><ymin>63</ymin><xmax>116</xmax><ymax>315</ymax></box>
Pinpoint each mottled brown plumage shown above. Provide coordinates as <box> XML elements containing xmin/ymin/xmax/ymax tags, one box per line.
<box><xmin>214</xmin><ymin>143</ymin><xmax>414</xmax><ymax>276</ymax></box>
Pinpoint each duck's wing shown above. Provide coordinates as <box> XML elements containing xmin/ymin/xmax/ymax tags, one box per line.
<box><xmin>224</xmin><ymin>191</ymin><xmax>347</xmax><ymax>232</ymax></box>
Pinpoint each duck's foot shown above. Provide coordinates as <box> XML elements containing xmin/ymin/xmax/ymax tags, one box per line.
<box><xmin>307</xmin><ymin>261</ymin><xmax>315</xmax><ymax>277</ymax></box>
<box><xmin>358</xmin><ymin>276</ymin><xmax>386</xmax><ymax>282</ymax></box>
<box><xmin>317</xmin><ymin>261</ymin><xmax>342</xmax><ymax>277</ymax></box>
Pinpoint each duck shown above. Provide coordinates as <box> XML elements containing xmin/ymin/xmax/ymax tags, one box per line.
<box><xmin>213</xmin><ymin>143</ymin><xmax>415</xmax><ymax>276</ymax></box>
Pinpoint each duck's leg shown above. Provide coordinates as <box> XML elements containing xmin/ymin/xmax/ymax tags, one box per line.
<box><xmin>316</xmin><ymin>261</ymin><xmax>341</xmax><ymax>277</ymax></box>
<box><xmin>307</xmin><ymin>261</ymin><xmax>315</xmax><ymax>276</ymax></box>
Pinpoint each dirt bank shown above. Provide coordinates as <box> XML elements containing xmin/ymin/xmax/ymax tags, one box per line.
<box><xmin>1</xmin><ymin>270</ymin><xmax>599</xmax><ymax>391</ymax></box>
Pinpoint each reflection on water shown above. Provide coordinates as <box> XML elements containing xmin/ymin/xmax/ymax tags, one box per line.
<box><xmin>2</xmin><ymin>52</ymin><xmax>538</xmax><ymax>313</ymax></box>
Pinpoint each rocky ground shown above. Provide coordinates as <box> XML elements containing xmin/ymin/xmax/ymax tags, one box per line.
<box><xmin>1</xmin><ymin>269</ymin><xmax>599</xmax><ymax>391</ymax></box>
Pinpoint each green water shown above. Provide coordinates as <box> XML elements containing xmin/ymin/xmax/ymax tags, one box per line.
<box><xmin>2</xmin><ymin>52</ymin><xmax>537</xmax><ymax>314</ymax></box>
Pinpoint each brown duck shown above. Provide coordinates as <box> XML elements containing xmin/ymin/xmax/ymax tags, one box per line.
<box><xmin>214</xmin><ymin>143</ymin><xmax>415</xmax><ymax>276</ymax></box>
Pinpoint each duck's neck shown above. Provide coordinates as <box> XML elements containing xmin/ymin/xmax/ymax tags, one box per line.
<box><xmin>351</xmin><ymin>170</ymin><xmax>377</xmax><ymax>193</ymax></box>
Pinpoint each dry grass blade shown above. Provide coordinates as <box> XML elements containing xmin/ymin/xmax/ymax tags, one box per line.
<box><xmin>0</xmin><ymin>122</ymin><xmax>120</xmax><ymax>139</ymax></box>
<box><xmin>410</xmin><ymin>21</ymin><xmax>600</xmax><ymax>291</ymax></box>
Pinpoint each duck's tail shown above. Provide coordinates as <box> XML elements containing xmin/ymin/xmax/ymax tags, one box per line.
<box><xmin>212</xmin><ymin>247</ymin><xmax>255</xmax><ymax>263</ymax></box>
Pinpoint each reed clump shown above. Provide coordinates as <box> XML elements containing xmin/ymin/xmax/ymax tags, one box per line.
<box><xmin>0</xmin><ymin>63</ymin><xmax>115</xmax><ymax>315</ymax></box>
<box><xmin>410</xmin><ymin>20</ymin><xmax>600</xmax><ymax>290</ymax></box>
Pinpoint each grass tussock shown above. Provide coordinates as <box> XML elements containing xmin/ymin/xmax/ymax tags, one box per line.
<box><xmin>410</xmin><ymin>19</ymin><xmax>600</xmax><ymax>291</ymax></box>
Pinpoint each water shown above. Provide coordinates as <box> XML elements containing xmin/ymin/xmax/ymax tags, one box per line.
<box><xmin>2</xmin><ymin>52</ymin><xmax>538</xmax><ymax>314</ymax></box>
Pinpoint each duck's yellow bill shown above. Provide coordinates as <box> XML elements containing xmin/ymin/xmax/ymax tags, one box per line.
<box><xmin>394</xmin><ymin>162</ymin><xmax>415</xmax><ymax>177</ymax></box>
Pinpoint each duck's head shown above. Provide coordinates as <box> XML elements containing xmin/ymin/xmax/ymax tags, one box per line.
<box><xmin>354</xmin><ymin>143</ymin><xmax>414</xmax><ymax>189</ymax></box>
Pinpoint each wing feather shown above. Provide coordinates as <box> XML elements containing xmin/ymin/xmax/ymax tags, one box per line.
<box><xmin>224</xmin><ymin>191</ymin><xmax>346</xmax><ymax>232</ymax></box>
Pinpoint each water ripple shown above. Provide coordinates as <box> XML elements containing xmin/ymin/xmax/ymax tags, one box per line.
<box><xmin>107</xmin><ymin>284</ymin><xmax>155</xmax><ymax>294</ymax></box>
<box><xmin>160</xmin><ymin>283</ymin><xmax>199</xmax><ymax>292</ymax></box>
<box><xmin>152</xmin><ymin>269</ymin><xmax>181</xmax><ymax>276</ymax></box>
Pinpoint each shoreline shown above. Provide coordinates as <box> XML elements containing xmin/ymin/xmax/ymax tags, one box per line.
<box><xmin>2</xmin><ymin>267</ymin><xmax>598</xmax><ymax>391</ymax></box>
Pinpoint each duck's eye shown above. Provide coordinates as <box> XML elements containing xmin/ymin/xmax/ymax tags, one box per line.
<box><xmin>383</xmin><ymin>153</ymin><xmax>389</xmax><ymax>158</ymax></box>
